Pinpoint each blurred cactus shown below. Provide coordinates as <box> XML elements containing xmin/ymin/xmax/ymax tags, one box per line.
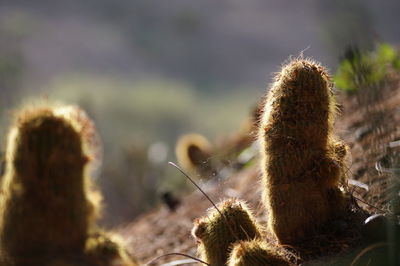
<box><xmin>227</xmin><ymin>240</ymin><xmax>289</xmax><ymax>266</ymax></box>
<box><xmin>0</xmin><ymin>104</ymin><xmax>137</xmax><ymax>265</ymax></box>
<box><xmin>259</xmin><ymin>58</ymin><xmax>349</xmax><ymax>244</ymax></box>
<box><xmin>175</xmin><ymin>133</ymin><xmax>215</xmax><ymax>178</ymax></box>
<box><xmin>0</xmin><ymin>106</ymin><xmax>96</xmax><ymax>259</ymax></box>
<box><xmin>85</xmin><ymin>232</ymin><xmax>139</xmax><ymax>266</ymax></box>
<box><xmin>192</xmin><ymin>199</ymin><xmax>262</xmax><ymax>266</ymax></box>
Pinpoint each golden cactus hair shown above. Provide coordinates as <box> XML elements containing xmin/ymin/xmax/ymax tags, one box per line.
<box><xmin>0</xmin><ymin>105</ymin><xmax>99</xmax><ymax>258</ymax></box>
<box><xmin>175</xmin><ymin>133</ymin><xmax>214</xmax><ymax>177</ymax></box>
<box><xmin>192</xmin><ymin>199</ymin><xmax>262</xmax><ymax>266</ymax></box>
<box><xmin>259</xmin><ymin>58</ymin><xmax>349</xmax><ymax>244</ymax></box>
<box><xmin>85</xmin><ymin>231</ymin><xmax>139</xmax><ymax>266</ymax></box>
<box><xmin>227</xmin><ymin>239</ymin><xmax>290</xmax><ymax>266</ymax></box>
<box><xmin>0</xmin><ymin>103</ymin><xmax>136</xmax><ymax>265</ymax></box>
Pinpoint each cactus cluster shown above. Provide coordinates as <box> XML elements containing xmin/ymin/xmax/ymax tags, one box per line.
<box><xmin>192</xmin><ymin>58</ymin><xmax>350</xmax><ymax>265</ymax></box>
<box><xmin>192</xmin><ymin>199</ymin><xmax>262</xmax><ymax>265</ymax></box>
<box><xmin>0</xmin><ymin>104</ymin><xmax>137</xmax><ymax>265</ymax></box>
<box><xmin>192</xmin><ymin>199</ymin><xmax>288</xmax><ymax>266</ymax></box>
<box><xmin>0</xmin><ymin>57</ymin><xmax>351</xmax><ymax>265</ymax></box>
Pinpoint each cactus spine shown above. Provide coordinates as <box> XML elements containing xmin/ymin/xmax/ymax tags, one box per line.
<box><xmin>227</xmin><ymin>240</ymin><xmax>289</xmax><ymax>266</ymax></box>
<box><xmin>0</xmin><ymin>105</ymin><xmax>136</xmax><ymax>265</ymax></box>
<box><xmin>192</xmin><ymin>199</ymin><xmax>262</xmax><ymax>266</ymax></box>
<box><xmin>259</xmin><ymin>59</ymin><xmax>349</xmax><ymax>244</ymax></box>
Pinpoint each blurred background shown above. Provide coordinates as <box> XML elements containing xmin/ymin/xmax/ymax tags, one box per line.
<box><xmin>0</xmin><ymin>0</ymin><xmax>399</xmax><ymax>227</ymax></box>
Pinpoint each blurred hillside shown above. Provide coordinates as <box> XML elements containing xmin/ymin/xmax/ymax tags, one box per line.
<box><xmin>1</xmin><ymin>0</ymin><xmax>400</xmax><ymax>90</ymax></box>
<box><xmin>0</xmin><ymin>0</ymin><xmax>399</xmax><ymax>226</ymax></box>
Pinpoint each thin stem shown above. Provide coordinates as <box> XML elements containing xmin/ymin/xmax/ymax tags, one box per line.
<box><xmin>352</xmin><ymin>195</ymin><xmax>390</xmax><ymax>214</ymax></box>
<box><xmin>145</xmin><ymin>252</ymin><xmax>210</xmax><ymax>266</ymax></box>
<box><xmin>168</xmin><ymin>162</ymin><xmax>222</xmax><ymax>217</ymax></box>
<box><xmin>351</xmin><ymin>242</ymin><xmax>387</xmax><ymax>266</ymax></box>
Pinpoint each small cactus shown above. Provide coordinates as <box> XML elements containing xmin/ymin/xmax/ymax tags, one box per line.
<box><xmin>85</xmin><ymin>232</ymin><xmax>139</xmax><ymax>266</ymax></box>
<box><xmin>175</xmin><ymin>133</ymin><xmax>215</xmax><ymax>178</ymax></box>
<box><xmin>227</xmin><ymin>240</ymin><xmax>289</xmax><ymax>266</ymax></box>
<box><xmin>0</xmin><ymin>104</ymin><xmax>137</xmax><ymax>265</ymax></box>
<box><xmin>192</xmin><ymin>199</ymin><xmax>262</xmax><ymax>266</ymax></box>
<box><xmin>259</xmin><ymin>58</ymin><xmax>349</xmax><ymax>244</ymax></box>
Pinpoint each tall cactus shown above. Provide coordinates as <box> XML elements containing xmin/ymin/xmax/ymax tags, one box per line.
<box><xmin>192</xmin><ymin>199</ymin><xmax>262</xmax><ymax>266</ymax></box>
<box><xmin>0</xmin><ymin>105</ymin><xmax>136</xmax><ymax>265</ymax></box>
<box><xmin>259</xmin><ymin>58</ymin><xmax>349</xmax><ymax>244</ymax></box>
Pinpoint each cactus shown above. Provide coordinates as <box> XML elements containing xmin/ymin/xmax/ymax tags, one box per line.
<box><xmin>175</xmin><ymin>133</ymin><xmax>215</xmax><ymax>178</ymax></box>
<box><xmin>0</xmin><ymin>105</ymin><xmax>137</xmax><ymax>265</ymax></box>
<box><xmin>192</xmin><ymin>199</ymin><xmax>262</xmax><ymax>266</ymax></box>
<box><xmin>85</xmin><ymin>232</ymin><xmax>139</xmax><ymax>266</ymax></box>
<box><xmin>259</xmin><ymin>58</ymin><xmax>349</xmax><ymax>244</ymax></box>
<box><xmin>227</xmin><ymin>240</ymin><xmax>289</xmax><ymax>266</ymax></box>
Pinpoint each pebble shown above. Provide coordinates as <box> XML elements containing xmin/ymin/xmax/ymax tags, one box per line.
<box><xmin>362</xmin><ymin>214</ymin><xmax>399</xmax><ymax>242</ymax></box>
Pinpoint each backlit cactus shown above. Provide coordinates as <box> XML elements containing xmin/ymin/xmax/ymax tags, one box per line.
<box><xmin>192</xmin><ymin>199</ymin><xmax>262</xmax><ymax>266</ymax></box>
<box><xmin>0</xmin><ymin>104</ymin><xmax>136</xmax><ymax>265</ymax></box>
<box><xmin>227</xmin><ymin>239</ymin><xmax>289</xmax><ymax>266</ymax></box>
<box><xmin>85</xmin><ymin>232</ymin><xmax>139</xmax><ymax>266</ymax></box>
<box><xmin>175</xmin><ymin>133</ymin><xmax>215</xmax><ymax>178</ymax></box>
<box><xmin>259</xmin><ymin>58</ymin><xmax>349</xmax><ymax>244</ymax></box>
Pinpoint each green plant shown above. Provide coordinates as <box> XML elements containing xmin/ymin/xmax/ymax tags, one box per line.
<box><xmin>334</xmin><ymin>43</ymin><xmax>400</xmax><ymax>94</ymax></box>
<box><xmin>0</xmin><ymin>104</ymin><xmax>137</xmax><ymax>265</ymax></box>
<box><xmin>227</xmin><ymin>239</ymin><xmax>289</xmax><ymax>266</ymax></box>
<box><xmin>259</xmin><ymin>58</ymin><xmax>349</xmax><ymax>244</ymax></box>
<box><xmin>192</xmin><ymin>199</ymin><xmax>262</xmax><ymax>266</ymax></box>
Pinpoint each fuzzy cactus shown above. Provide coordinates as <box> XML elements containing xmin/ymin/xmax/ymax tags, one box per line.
<box><xmin>192</xmin><ymin>199</ymin><xmax>262</xmax><ymax>266</ymax></box>
<box><xmin>0</xmin><ymin>104</ymin><xmax>137</xmax><ymax>265</ymax></box>
<box><xmin>227</xmin><ymin>240</ymin><xmax>289</xmax><ymax>266</ymax></box>
<box><xmin>85</xmin><ymin>232</ymin><xmax>139</xmax><ymax>266</ymax></box>
<box><xmin>175</xmin><ymin>133</ymin><xmax>215</xmax><ymax>178</ymax></box>
<box><xmin>259</xmin><ymin>58</ymin><xmax>349</xmax><ymax>244</ymax></box>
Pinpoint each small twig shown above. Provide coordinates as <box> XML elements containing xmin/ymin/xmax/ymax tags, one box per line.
<box><xmin>352</xmin><ymin>195</ymin><xmax>390</xmax><ymax>214</ymax></box>
<box><xmin>160</xmin><ymin>259</ymin><xmax>201</xmax><ymax>266</ymax></box>
<box><xmin>145</xmin><ymin>252</ymin><xmax>210</xmax><ymax>266</ymax></box>
<box><xmin>169</xmin><ymin>162</ymin><xmax>242</xmax><ymax>242</ymax></box>
<box><xmin>168</xmin><ymin>162</ymin><xmax>222</xmax><ymax>216</ymax></box>
<box><xmin>350</xmin><ymin>242</ymin><xmax>387</xmax><ymax>266</ymax></box>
